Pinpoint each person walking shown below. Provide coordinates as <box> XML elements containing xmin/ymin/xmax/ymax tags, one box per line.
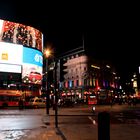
<box><xmin>18</xmin><ymin>97</ymin><xmax>24</xmax><ymax>110</ymax></box>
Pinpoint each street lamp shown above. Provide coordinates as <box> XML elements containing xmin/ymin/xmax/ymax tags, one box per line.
<box><xmin>44</xmin><ymin>49</ymin><xmax>51</xmax><ymax>115</ymax></box>
<box><xmin>44</xmin><ymin>47</ymin><xmax>58</xmax><ymax>128</ymax></box>
<box><xmin>53</xmin><ymin>58</ymin><xmax>58</xmax><ymax>128</ymax></box>
<box><xmin>45</xmin><ymin>49</ymin><xmax>51</xmax><ymax>58</ymax></box>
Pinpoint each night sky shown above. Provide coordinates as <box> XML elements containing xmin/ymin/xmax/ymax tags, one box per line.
<box><xmin>0</xmin><ymin>1</ymin><xmax>139</xmax><ymax>83</ymax></box>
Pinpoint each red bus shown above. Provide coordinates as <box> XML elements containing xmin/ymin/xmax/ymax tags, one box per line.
<box><xmin>88</xmin><ymin>94</ymin><xmax>97</xmax><ymax>105</ymax></box>
<box><xmin>0</xmin><ymin>91</ymin><xmax>22</xmax><ymax>108</ymax></box>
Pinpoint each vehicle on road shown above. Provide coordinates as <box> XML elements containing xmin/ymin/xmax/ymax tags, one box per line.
<box><xmin>0</xmin><ymin>91</ymin><xmax>22</xmax><ymax>108</ymax></box>
<box><xmin>88</xmin><ymin>94</ymin><xmax>97</xmax><ymax>105</ymax></box>
<box><xmin>28</xmin><ymin>97</ymin><xmax>46</xmax><ymax>108</ymax></box>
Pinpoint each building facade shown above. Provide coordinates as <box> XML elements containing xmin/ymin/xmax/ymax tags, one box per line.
<box><xmin>58</xmin><ymin>47</ymin><xmax>121</xmax><ymax>103</ymax></box>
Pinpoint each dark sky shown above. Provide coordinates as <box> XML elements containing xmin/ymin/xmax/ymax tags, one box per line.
<box><xmin>0</xmin><ymin>1</ymin><xmax>139</xmax><ymax>82</ymax></box>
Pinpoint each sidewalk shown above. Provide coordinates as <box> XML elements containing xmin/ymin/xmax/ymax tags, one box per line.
<box><xmin>24</xmin><ymin>110</ymin><xmax>96</xmax><ymax>140</ymax></box>
<box><xmin>22</xmin><ymin>104</ymin><xmax>140</xmax><ymax>140</ymax></box>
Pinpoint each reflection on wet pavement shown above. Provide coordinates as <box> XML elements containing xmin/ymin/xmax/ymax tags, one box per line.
<box><xmin>0</xmin><ymin>130</ymin><xmax>29</xmax><ymax>140</ymax></box>
<box><xmin>110</xmin><ymin>111</ymin><xmax>140</xmax><ymax>124</ymax></box>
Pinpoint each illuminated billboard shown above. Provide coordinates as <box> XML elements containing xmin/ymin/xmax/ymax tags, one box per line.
<box><xmin>0</xmin><ymin>63</ymin><xmax>21</xmax><ymax>73</ymax></box>
<box><xmin>0</xmin><ymin>42</ymin><xmax>23</xmax><ymax>64</ymax></box>
<box><xmin>0</xmin><ymin>41</ymin><xmax>43</xmax><ymax>85</ymax></box>
<box><xmin>0</xmin><ymin>19</ymin><xmax>43</xmax><ymax>52</ymax></box>
<box><xmin>23</xmin><ymin>47</ymin><xmax>43</xmax><ymax>67</ymax></box>
<box><xmin>22</xmin><ymin>47</ymin><xmax>43</xmax><ymax>85</ymax></box>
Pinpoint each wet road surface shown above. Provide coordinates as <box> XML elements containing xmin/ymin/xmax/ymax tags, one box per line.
<box><xmin>0</xmin><ymin>109</ymin><xmax>47</xmax><ymax>140</ymax></box>
<box><xmin>0</xmin><ymin>105</ymin><xmax>140</xmax><ymax>140</ymax></box>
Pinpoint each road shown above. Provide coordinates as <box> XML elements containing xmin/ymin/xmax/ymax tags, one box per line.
<box><xmin>0</xmin><ymin>104</ymin><xmax>140</xmax><ymax>139</ymax></box>
<box><xmin>56</xmin><ymin>104</ymin><xmax>140</xmax><ymax>140</ymax></box>
<box><xmin>0</xmin><ymin>109</ymin><xmax>47</xmax><ymax>140</ymax></box>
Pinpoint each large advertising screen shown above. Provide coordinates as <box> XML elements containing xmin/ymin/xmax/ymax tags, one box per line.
<box><xmin>0</xmin><ymin>63</ymin><xmax>21</xmax><ymax>73</ymax></box>
<box><xmin>0</xmin><ymin>42</ymin><xmax>43</xmax><ymax>85</ymax></box>
<box><xmin>0</xmin><ymin>19</ymin><xmax>43</xmax><ymax>52</ymax></box>
<box><xmin>0</xmin><ymin>42</ymin><xmax>23</xmax><ymax>64</ymax></box>
<box><xmin>22</xmin><ymin>47</ymin><xmax>43</xmax><ymax>85</ymax></box>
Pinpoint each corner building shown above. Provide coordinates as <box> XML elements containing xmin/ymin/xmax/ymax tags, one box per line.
<box><xmin>0</xmin><ymin>19</ymin><xmax>43</xmax><ymax>100</ymax></box>
<box><xmin>58</xmin><ymin>47</ymin><xmax>121</xmax><ymax>104</ymax></box>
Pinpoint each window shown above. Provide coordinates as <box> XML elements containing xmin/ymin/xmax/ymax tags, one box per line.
<box><xmin>72</xmin><ymin>81</ymin><xmax>74</xmax><ymax>87</ymax></box>
<box><xmin>84</xmin><ymin>67</ymin><xmax>87</xmax><ymax>71</ymax></box>
<box><xmin>84</xmin><ymin>79</ymin><xmax>87</xmax><ymax>86</ymax></box>
<box><xmin>76</xmin><ymin>80</ymin><xmax>79</xmax><ymax>86</ymax></box>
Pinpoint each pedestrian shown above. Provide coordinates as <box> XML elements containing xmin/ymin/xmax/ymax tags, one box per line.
<box><xmin>18</xmin><ymin>97</ymin><xmax>24</xmax><ymax>110</ymax></box>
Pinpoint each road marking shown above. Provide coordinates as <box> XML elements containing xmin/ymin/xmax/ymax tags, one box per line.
<box><xmin>88</xmin><ymin>116</ymin><xmax>97</xmax><ymax>125</ymax></box>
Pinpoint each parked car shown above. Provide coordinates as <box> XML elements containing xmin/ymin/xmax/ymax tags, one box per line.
<box><xmin>28</xmin><ymin>97</ymin><xmax>46</xmax><ymax>108</ymax></box>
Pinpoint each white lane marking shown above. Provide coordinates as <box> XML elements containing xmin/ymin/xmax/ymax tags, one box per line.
<box><xmin>88</xmin><ymin>116</ymin><xmax>97</xmax><ymax>125</ymax></box>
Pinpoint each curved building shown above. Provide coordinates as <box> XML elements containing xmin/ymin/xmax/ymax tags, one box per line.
<box><xmin>0</xmin><ymin>19</ymin><xmax>44</xmax><ymax>98</ymax></box>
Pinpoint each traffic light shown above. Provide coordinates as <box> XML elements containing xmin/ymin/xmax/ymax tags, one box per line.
<box><xmin>60</xmin><ymin>58</ymin><xmax>67</xmax><ymax>82</ymax></box>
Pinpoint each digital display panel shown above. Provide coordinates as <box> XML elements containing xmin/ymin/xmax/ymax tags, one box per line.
<box><xmin>23</xmin><ymin>47</ymin><xmax>43</xmax><ymax>67</ymax></box>
<box><xmin>0</xmin><ymin>42</ymin><xmax>23</xmax><ymax>64</ymax></box>
<box><xmin>0</xmin><ymin>19</ymin><xmax>43</xmax><ymax>52</ymax></box>
<box><xmin>0</xmin><ymin>63</ymin><xmax>21</xmax><ymax>73</ymax></box>
<box><xmin>0</xmin><ymin>41</ymin><xmax>43</xmax><ymax>85</ymax></box>
<box><xmin>22</xmin><ymin>64</ymin><xmax>42</xmax><ymax>85</ymax></box>
<box><xmin>22</xmin><ymin>47</ymin><xmax>43</xmax><ymax>85</ymax></box>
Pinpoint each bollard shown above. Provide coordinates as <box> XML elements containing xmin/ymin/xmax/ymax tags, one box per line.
<box><xmin>98</xmin><ymin>111</ymin><xmax>110</xmax><ymax>140</ymax></box>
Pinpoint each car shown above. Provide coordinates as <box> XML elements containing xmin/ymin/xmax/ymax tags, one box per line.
<box><xmin>28</xmin><ymin>72</ymin><xmax>42</xmax><ymax>82</ymax></box>
<box><xmin>28</xmin><ymin>97</ymin><xmax>46</xmax><ymax>108</ymax></box>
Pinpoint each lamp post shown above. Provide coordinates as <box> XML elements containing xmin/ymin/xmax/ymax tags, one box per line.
<box><xmin>44</xmin><ymin>49</ymin><xmax>51</xmax><ymax>115</ymax></box>
<box><xmin>45</xmin><ymin>47</ymin><xmax>58</xmax><ymax>127</ymax></box>
<box><xmin>53</xmin><ymin>58</ymin><xmax>58</xmax><ymax>128</ymax></box>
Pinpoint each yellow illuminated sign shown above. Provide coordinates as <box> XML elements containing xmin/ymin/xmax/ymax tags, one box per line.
<box><xmin>1</xmin><ymin>53</ymin><xmax>8</xmax><ymax>60</ymax></box>
<box><xmin>91</xmin><ymin>65</ymin><xmax>100</xmax><ymax>69</ymax></box>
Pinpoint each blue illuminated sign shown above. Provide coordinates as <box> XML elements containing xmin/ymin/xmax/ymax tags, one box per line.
<box><xmin>23</xmin><ymin>47</ymin><xmax>43</xmax><ymax>66</ymax></box>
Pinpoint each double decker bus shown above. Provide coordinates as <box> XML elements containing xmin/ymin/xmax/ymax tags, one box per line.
<box><xmin>87</xmin><ymin>94</ymin><xmax>97</xmax><ymax>105</ymax></box>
